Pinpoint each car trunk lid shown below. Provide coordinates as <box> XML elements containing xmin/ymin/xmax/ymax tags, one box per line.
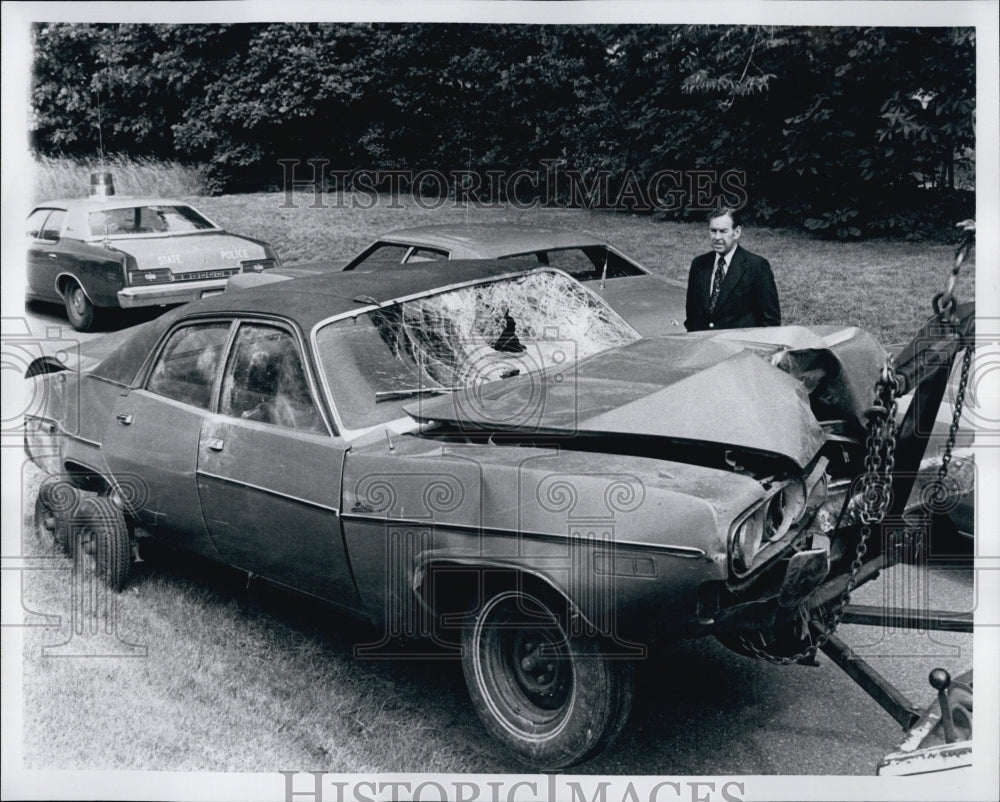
<box><xmin>111</xmin><ymin>233</ymin><xmax>271</xmax><ymax>279</ymax></box>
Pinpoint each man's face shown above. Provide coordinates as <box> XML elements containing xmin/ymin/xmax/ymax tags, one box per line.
<box><xmin>709</xmin><ymin>214</ymin><xmax>741</xmax><ymax>255</ymax></box>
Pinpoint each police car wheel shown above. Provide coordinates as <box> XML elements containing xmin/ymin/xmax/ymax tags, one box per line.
<box><xmin>64</xmin><ymin>282</ymin><xmax>96</xmax><ymax>332</ymax></box>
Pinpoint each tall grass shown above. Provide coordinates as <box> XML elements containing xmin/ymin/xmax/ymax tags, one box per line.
<box><xmin>32</xmin><ymin>155</ymin><xmax>208</xmax><ymax>204</ymax></box>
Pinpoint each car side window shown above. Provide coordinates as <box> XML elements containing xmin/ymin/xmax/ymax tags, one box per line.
<box><xmin>27</xmin><ymin>209</ymin><xmax>52</xmax><ymax>240</ymax></box>
<box><xmin>41</xmin><ymin>209</ymin><xmax>66</xmax><ymax>240</ymax></box>
<box><xmin>219</xmin><ymin>324</ymin><xmax>326</xmax><ymax>434</ymax></box>
<box><xmin>146</xmin><ymin>323</ymin><xmax>231</xmax><ymax>409</ymax></box>
<box><xmin>31</xmin><ymin>209</ymin><xmax>65</xmax><ymax>241</ymax></box>
<box><xmin>346</xmin><ymin>243</ymin><xmax>410</xmax><ymax>269</ymax></box>
<box><xmin>404</xmin><ymin>246</ymin><xmax>448</xmax><ymax>263</ymax></box>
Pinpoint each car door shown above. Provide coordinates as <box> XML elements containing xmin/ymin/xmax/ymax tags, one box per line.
<box><xmin>102</xmin><ymin>319</ymin><xmax>233</xmax><ymax>559</ymax></box>
<box><xmin>26</xmin><ymin>207</ymin><xmax>68</xmax><ymax>302</ymax></box>
<box><xmin>196</xmin><ymin>320</ymin><xmax>361</xmax><ymax>609</ymax></box>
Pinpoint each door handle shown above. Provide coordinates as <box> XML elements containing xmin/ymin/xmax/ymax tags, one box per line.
<box><xmin>48</xmin><ymin>253</ymin><xmax>59</xmax><ymax>259</ymax></box>
<box><xmin>116</xmin><ymin>413</ymin><xmax>133</xmax><ymax>425</ymax></box>
<box><xmin>205</xmin><ymin>437</ymin><xmax>225</xmax><ymax>452</ymax></box>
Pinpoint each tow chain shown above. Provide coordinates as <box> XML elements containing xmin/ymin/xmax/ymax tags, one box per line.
<box><xmin>933</xmin><ymin>221</ymin><xmax>975</xmax><ymax>491</ymax></box>
<box><xmin>936</xmin><ymin>343</ymin><xmax>973</xmax><ymax>487</ymax></box>
<box><xmin>739</xmin><ymin>361</ymin><xmax>900</xmax><ymax>665</ymax></box>
<box><xmin>742</xmin><ymin>220</ymin><xmax>974</xmax><ymax>665</ymax></box>
<box><xmin>912</xmin><ymin>221</ymin><xmax>975</xmax><ymax>537</ymax></box>
<box><xmin>933</xmin><ymin>219</ymin><xmax>975</xmax><ymax>323</ymax></box>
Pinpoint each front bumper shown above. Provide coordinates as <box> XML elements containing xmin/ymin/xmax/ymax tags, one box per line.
<box><xmin>117</xmin><ymin>278</ymin><xmax>229</xmax><ymax>308</ymax></box>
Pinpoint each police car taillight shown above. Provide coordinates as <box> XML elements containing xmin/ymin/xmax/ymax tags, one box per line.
<box><xmin>241</xmin><ymin>259</ymin><xmax>276</xmax><ymax>273</ymax></box>
<box><xmin>127</xmin><ymin>268</ymin><xmax>172</xmax><ymax>285</ymax></box>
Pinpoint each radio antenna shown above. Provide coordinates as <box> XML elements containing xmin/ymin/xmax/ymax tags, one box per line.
<box><xmin>95</xmin><ymin>88</ymin><xmax>105</xmax><ymax>168</ymax></box>
<box><xmin>465</xmin><ymin>147</ymin><xmax>472</xmax><ymax>226</ymax></box>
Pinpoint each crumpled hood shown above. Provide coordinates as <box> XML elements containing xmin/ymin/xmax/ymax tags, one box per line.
<box><xmin>110</xmin><ymin>233</ymin><xmax>269</xmax><ymax>274</ymax></box>
<box><xmin>406</xmin><ymin>326</ymin><xmax>885</xmax><ymax>469</ymax></box>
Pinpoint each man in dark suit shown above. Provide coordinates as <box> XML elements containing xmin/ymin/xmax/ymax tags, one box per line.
<box><xmin>684</xmin><ymin>207</ymin><xmax>781</xmax><ymax>331</ymax></box>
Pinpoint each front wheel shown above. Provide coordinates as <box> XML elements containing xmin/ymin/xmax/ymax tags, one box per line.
<box><xmin>461</xmin><ymin>589</ymin><xmax>634</xmax><ymax>769</ymax></box>
<box><xmin>63</xmin><ymin>281</ymin><xmax>96</xmax><ymax>332</ymax></box>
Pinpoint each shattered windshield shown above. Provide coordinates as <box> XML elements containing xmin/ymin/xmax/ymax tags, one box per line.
<box><xmin>315</xmin><ymin>269</ymin><xmax>640</xmax><ymax>431</ymax></box>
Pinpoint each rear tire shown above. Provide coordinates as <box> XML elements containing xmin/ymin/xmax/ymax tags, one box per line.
<box><xmin>461</xmin><ymin>589</ymin><xmax>634</xmax><ymax>769</ymax></box>
<box><xmin>34</xmin><ymin>477</ymin><xmax>77</xmax><ymax>554</ymax></box>
<box><xmin>70</xmin><ymin>496</ymin><xmax>131</xmax><ymax>591</ymax></box>
<box><xmin>63</xmin><ymin>281</ymin><xmax>96</xmax><ymax>332</ymax></box>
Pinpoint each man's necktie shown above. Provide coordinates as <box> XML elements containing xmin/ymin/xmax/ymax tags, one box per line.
<box><xmin>709</xmin><ymin>256</ymin><xmax>725</xmax><ymax>312</ymax></box>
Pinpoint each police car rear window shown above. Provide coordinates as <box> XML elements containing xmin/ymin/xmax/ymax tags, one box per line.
<box><xmin>88</xmin><ymin>205</ymin><xmax>215</xmax><ymax>236</ymax></box>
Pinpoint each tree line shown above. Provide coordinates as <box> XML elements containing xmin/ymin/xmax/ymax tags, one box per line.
<box><xmin>31</xmin><ymin>23</ymin><xmax>975</xmax><ymax>238</ymax></box>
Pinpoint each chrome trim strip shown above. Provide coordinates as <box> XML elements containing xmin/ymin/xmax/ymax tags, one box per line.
<box><xmin>337</xmin><ymin>513</ymin><xmax>705</xmax><ymax>557</ymax></box>
<box><xmin>66</xmin><ymin>432</ymin><xmax>103</xmax><ymax>448</ymax></box>
<box><xmin>54</xmin><ymin>271</ymin><xmax>96</xmax><ymax>303</ymax></box>
<box><xmin>86</xmin><ymin>374</ymin><xmax>129</xmax><ymax>389</ymax></box>
<box><xmin>197</xmin><ymin>469</ymin><xmax>340</xmax><ymax>514</ymax></box>
<box><xmin>39</xmin><ymin>419</ymin><xmax>103</xmax><ymax>449</ymax></box>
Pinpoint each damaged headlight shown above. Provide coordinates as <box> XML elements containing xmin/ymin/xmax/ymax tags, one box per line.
<box><xmin>763</xmin><ymin>481</ymin><xmax>806</xmax><ymax>540</ymax></box>
<box><xmin>729</xmin><ymin>462</ymin><xmax>826</xmax><ymax>578</ymax></box>
<box><xmin>731</xmin><ymin>510</ymin><xmax>765</xmax><ymax>575</ymax></box>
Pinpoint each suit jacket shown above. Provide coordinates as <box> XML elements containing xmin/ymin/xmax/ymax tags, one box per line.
<box><xmin>684</xmin><ymin>245</ymin><xmax>781</xmax><ymax>331</ymax></box>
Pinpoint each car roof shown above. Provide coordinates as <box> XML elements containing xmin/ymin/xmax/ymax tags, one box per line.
<box><xmin>91</xmin><ymin>259</ymin><xmax>543</xmax><ymax>384</ymax></box>
<box><xmin>200</xmin><ymin>259</ymin><xmax>541</xmax><ymax>325</ymax></box>
<box><xmin>33</xmin><ymin>197</ymin><xmax>196</xmax><ymax>211</ymax></box>
<box><xmin>376</xmin><ymin>223</ymin><xmax>607</xmax><ymax>257</ymax></box>
<box><xmin>31</xmin><ymin>196</ymin><xmax>222</xmax><ymax>239</ymax></box>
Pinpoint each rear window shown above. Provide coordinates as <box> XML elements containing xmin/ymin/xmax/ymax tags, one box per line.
<box><xmin>499</xmin><ymin>247</ymin><xmax>644</xmax><ymax>281</ymax></box>
<box><xmin>88</xmin><ymin>205</ymin><xmax>216</xmax><ymax>236</ymax></box>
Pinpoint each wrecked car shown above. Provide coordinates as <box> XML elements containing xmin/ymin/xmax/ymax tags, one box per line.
<box><xmin>24</xmin><ymin>260</ymin><xmax>967</xmax><ymax>769</ymax></box>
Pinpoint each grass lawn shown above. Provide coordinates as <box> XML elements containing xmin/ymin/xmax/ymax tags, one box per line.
<box><xmin>186</xmin><ymin>190</ymin><xmax>975</xmax><ymax>346</ymax></box>
<box><xmin>19</xmin><ymin>464</ymin><xmax>489</xmax><ymax>774</ymax></box>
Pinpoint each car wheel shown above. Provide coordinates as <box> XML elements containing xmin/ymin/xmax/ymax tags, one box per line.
<box><xmin>33</xmin><ymin>477</ymin><xmax>77</xmax><ymax>555</ymax></box>
<box><xmin>461</xmin><ymin>588</ymin><xmax>634</xmax><ymax>769</ymax></box>
<box><xmin>63</xmin><ymin>281</ymin><xmax>96</xmax><ymax>332</ymax></box>
<box><xmin>70</xmin><ymin>495</ymin><xmax>131</xmax><ymax>591</ymax></box>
